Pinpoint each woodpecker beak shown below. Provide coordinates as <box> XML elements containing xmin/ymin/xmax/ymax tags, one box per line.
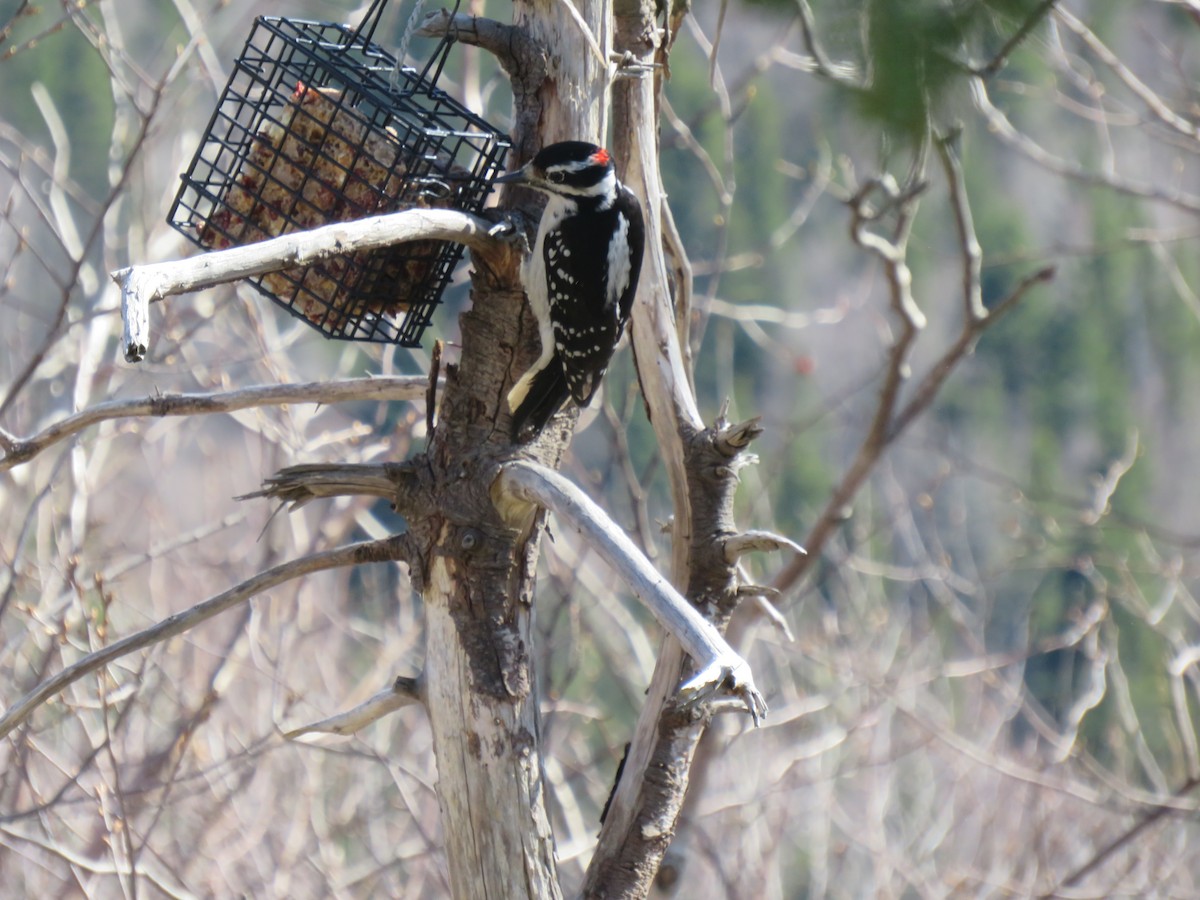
<box><xmin>493</xmin><ymin>163</ymin><xmax>532</xmax><ymax>188</ymax></box>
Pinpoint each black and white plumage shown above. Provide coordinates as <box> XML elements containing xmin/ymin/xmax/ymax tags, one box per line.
<box><xmin>494</xmin><ymin>142</ymin><xmax>645</xmax><ymax>442</ymax></box>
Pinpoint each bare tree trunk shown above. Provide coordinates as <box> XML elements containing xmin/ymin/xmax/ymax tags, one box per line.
<box><xmin>416</xmin><ymin>255</ymin><xmax>563</xmax><ymax>898</ymax></box>
<box><xmin>515</xmin><ymin>0</ymin><xmax>611</xmax><ymax>149</ymax></box>
<box><xmin>412</xmin><ymin>2</ymin><xmax>611</xmax><ymax>896</ymax></box>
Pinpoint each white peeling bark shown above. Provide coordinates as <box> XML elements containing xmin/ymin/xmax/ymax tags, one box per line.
<box><xmin>515</xmin><ymin>0</ymin><xmax>612</xmax><ymax>150</ymax></box>
<box><xmin>424</xmin><ymin>545</ymin><xmax>561</xmax><ymax>900</ymax></box>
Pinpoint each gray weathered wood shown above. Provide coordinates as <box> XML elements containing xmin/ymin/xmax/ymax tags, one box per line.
<box><xmin>495</xmin><ymin>461</ymin><xmax>767</xmax><ymax>718</ymax></box>
<box><xmin>111</xmin><ymin>209</ymin><xmax>502</xmax><ymax>361</ymax></box>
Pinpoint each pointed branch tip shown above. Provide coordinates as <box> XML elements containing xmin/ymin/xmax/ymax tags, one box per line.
<box><xmin>723</xmin><ymin>529</ymin><xmax>806</xmax><ymax>563</ymax></box>
<box><xmin>678</xmin><ymin>659</ymin><xmax>768</xmax><ymax>725</ymax></box>
<box><xmin>283</xmin><ymin>675</ymin><xmax>423</xmax><ymax>739</ymax></box>
<box><xmin>715</xmin><ymin>416</ymin><xmax>764</xmax><ymax>454</ymax></box>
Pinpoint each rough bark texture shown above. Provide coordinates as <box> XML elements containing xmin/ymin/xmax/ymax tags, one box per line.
<box><xmin>515</xmin><ymin>0</ymin><xmax>611</xmax><ymax>151</ymax></box>
<box><xmin>411</xmin><ymin>239</ymin><xmax>569</xmax><ymax>898</ymax></box>
<box><xmin>368</xmin><ymin>3</ymin><xmax>756</xmax><ymax>895</ymax></box>
<box><xmin>582</xmin><ymin>1</ymin><xmax>764</xmax><ymax>895</ymax></box>
<box><xmin>403</xmin><ymin>3</ymin><xmax>612</xmax><ymax>897</ymax></box>
<box><xmin>583</xmin><ymin>420</ymin><xmax>759</xmax><ymax>897</ymax></box>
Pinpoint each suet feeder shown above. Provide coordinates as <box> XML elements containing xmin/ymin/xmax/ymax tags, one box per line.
<box><xmin>167</xmin><ymin>0</ymin><xmax>510</xmax><ymax>345</ymax></box>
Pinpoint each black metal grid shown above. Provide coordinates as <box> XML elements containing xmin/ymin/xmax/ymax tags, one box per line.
<box><xmin>168</xmin><ymin>16</ymin><xmax>510</xmax><ymax>345</ymax></box>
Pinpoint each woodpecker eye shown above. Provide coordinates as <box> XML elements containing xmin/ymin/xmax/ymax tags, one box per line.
<box><xmin>548</xmin><ymin>171</ymin><xmax>566</xmax><ymax>184</ymax></box>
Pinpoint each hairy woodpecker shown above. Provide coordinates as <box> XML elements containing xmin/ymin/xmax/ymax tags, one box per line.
<box><xmin>495</xmin><ymin>141</ymin><xmax>645</xmax><ymax>442</ymax></box>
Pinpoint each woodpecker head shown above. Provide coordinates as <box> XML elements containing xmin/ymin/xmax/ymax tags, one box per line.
<box><xmin>494</xmin><ymin>141</ymin><xmax>617</xmax><ymax>201</ymax></box>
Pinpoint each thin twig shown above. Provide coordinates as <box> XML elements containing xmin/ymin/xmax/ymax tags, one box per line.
<box><xmin>283</xmin><ymin>676</ymin><xmax>423</xmax><ymax>739</ymax></box>
<box><xmin>795</xmin><ymin>0</ymin><xmax>860</xmax><ymax>86</ymax></box>
<box><xmin>0</xmin><ymin>536</ymin><xmax>408</xmax><ymax>740</ymax></box>
<box><xmin>970</xmin><ymin>77</ymin><xmax>1200</xmax><ymax>213</ymax></box>
<box><xmin>935</xmin><ymin>129</ymin><xmax>986</xmax><ymax>322</ymax></box>
<box><xmin>775</xmin><ymin>264</ymin><xmax>1054</xmax><ymax>596</ymax></box>
<box><xmin>1054</xmin><ymin>6</ymin><xmax>1200</xmax><ymax>140</ymax></box>
<box><xmin>887</xmin><ymin>266</ymin><xmax>1055</xmax><ymax>439</ymax></box>
<box><xmin>849</xmin><ymin>154</ymin><xmax>931</xmax><ymax>454</ymax></box>
<box><xmin>975</xmin><ymin>0</ymin><xmax>1059</xmax><ymax>78</ymax></box>
<box><xmin>1042</xmin><ymin>776</ymin><xmax>1200</xmax><ymax>897</ymax></box>
<box><xmin>736</xmin><ymin>563</ymin><xmax>795</xmax><ymax>642</ymax></box>
<box><xmin>0</xmin><ymin>825</ymin><xmax>197</xmax><ymax>899</ymax></box>
<box><xmin>772</xmin><ymin>144</ymin><xmax>1056</xmax><ymax>597</ymax></box>
<box><xmin>0</xmin><ymin>67</ymin><xmax>169</xmax><ymax>420</ymax></box>
<box><xmin>709</xmin><ymin>0</ymin><xmax>729</xmax><ymax>86</ymax></box>
<box><xmin>0</xmin><ymin>377</ymin><xmax>430</xmax><ymax>472</ymax></box>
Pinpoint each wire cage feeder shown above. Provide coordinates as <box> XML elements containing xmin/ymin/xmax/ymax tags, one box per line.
<box><xmin>168</xmin><ymin>1</ymin><xmax>510</xmax><ymax>345</ymax></box>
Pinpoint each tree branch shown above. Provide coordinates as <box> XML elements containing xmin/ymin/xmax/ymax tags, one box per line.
<box><xmin>584</xmin><ymin>411</ymin><xmax>770</xmax><ymax>895</ymax></box>
<box><xmin>573</xmin><ymin>7</ymin><xmax>803</xmax><ymax>894</ymax></box>
<box><xmin>774</xmin><ymin>257</ymin><xmax>1052</xmax><ymax>594</ymax></box>
<box><xmin>1042</xmin><ymin>775</ymin><xmax>1200</xmax><ymax>897</ymax></box>
<box><xmin>111</xmin><ymin>208</ymin><xmax>511</xmax><ymax>362</ymax></box>
<box><xmin>0</xmin><ymin>536</ymin><xmax>409</xmax><ymax>741</ymax></box>
<box><xmin>936</xmin><ymin>129</ymin><xmax>986</xmax><ymax>322</ymax></box>
<box><xmin>974</xmin><ymin>0</ymin><xmax>1059</xmax><ymax>78</ymax></box>
<box><xmin>415</xmin><ymin>9</ymin><xmax>544</xmax><ymax>81</ymax></box>
<box><xmin>243</xmin><ymin>461</ymin><xmax>430</xmax><ymax>521</ymax></box>
<box><xmin>795</xmin><ymin>0</ymin><xmax>862</xmax><ymax>86</ymax></box>
<box><xmin>970</xmin><ymin>76</ymin><xmax>1200</xmax><ymax>213</ymax></box>
<box><xmin>736</xmin><ymin>562</ymin><xmax>796</xmax><ymax>642</ymax></box>
<box><xmin>0</xmin><ymin>825</ymin><xmax>195</xmax><ymax>899</ymax></box>
<box><xmin>1054</xmin><ymin>6</ymin><xmax>1199</xmax><ymax>140</ymax></box>
<box><xmin>283</xmin><ymin>675</ymin><xmax>423</xmax><ymax>739</ymax></box>
<box><xmin>0</xmin><ymin>377</ymin><xmax>429</xmax><ymax>472</ymax></box>
<box><xmin>723</xmin><ymin>529</ymin><xmax>806</xmax><ymax>564</ymax></box>
<box><xmin>493</xmin><ymin>461</ymin><xmax>767</xmax><ymax>721</ymax></box>
<box><xmin>887</xmin><ymin>265</ymin><xmax>1055</xmax><ymax>439</ymax></box>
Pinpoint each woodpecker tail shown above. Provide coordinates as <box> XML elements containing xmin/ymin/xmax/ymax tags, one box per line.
<box><xmin>510</xmin><ymin>356</ymin><xmax>572</xmax><ymax>442</ymax></box>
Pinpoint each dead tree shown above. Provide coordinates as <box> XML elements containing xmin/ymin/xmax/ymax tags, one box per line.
<box><xmin>2</xmin><ymin>2</ymin><xmax>782</xmax><ymax>897</ymax></box>
<box><xmin>241</xmin><ymin>3</ymin><xmax>783</xmax><ymax>894</ymax></box>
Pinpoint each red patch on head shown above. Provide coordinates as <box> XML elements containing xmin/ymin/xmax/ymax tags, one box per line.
<box><xmin>590</xmin><ymin>147</ymin><xmax>611</xmax><ymax>165</ymax></box>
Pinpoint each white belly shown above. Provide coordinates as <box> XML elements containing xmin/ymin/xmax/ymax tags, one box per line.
<box><xmin>524</xmin><ymin>195</ymin><xmax>571</xmax><ymax>354</ymax></box>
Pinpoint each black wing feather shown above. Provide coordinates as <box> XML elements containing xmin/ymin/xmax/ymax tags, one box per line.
<box><xmin>616</xmin><ymin>185</ymin><xmax>645</xmax><ymax>325</ymax></box>
<box><xmin>511</xmin><ymin>183</ymin><xmax>646</xmax><ymax>441</ymax></box>
<box><xmin>510</xmin><ymin>355</ymin><xmax>572</xmax><ymax>442</ymax></box>
<box><xmin>545</xmin><ymin>189</ymin><xmax>645</xmax><ymax>406</ymax></box>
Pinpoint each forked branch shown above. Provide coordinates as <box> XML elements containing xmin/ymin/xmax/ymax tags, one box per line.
<box><xmin>493</xmin><ymin>460</ymin><xmax>767</xmax><ymax>722</ymax></box>
<box><xmin>774</xmin><ymin>151</ymin><xmax>1054</xmax><ymax>594</ymax></box>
